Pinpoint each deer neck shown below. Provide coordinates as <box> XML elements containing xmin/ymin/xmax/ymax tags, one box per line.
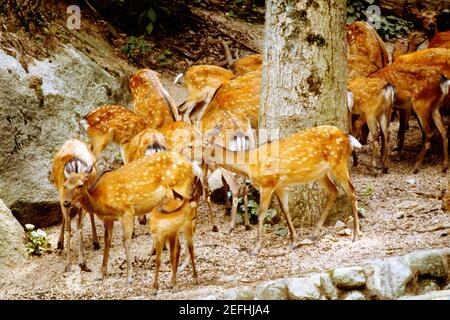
<box><xmin>78</xmin><ymin>189</ymin><xmax>101</xmax><ymax>214</ymax></box>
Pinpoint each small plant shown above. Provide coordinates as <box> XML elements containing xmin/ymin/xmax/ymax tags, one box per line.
<box><xmin>347</xmin><ymin>0</ymin><xmax>413</xmax><ymax>40</ymax></box>
<box><xmin>121</xmin><ymin>36</ymin><xmax>151</xmax><ymax>58</ymax></box>
<box><xmin>157</xmin><ymin>49</ymin><xmax>173</xmax><ymax>67</ymax></box>
<box><xmin>25</xmin><ymin>224</ymin><xmax>51</xmax><ymax>256</ymax></box>
<box><xmin>362</xmin><ymin>185</ymin><xmax>374</xmax><ymax>197</ymax></box>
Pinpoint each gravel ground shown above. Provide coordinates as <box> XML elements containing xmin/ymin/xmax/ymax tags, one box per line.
<box><xmin>0</xmin><ymin>120</ymin><xmax>448</xmax><ymax>300</ymax></box>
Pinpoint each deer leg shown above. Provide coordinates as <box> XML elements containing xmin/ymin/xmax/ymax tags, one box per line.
<box><xmin>431</xmin><ymin>107</ymin><xmax>448</xmax><ymax>173</ymax></box>
<box><xmin>223</xmin><ymin>177</ymin><xmax>231</xmax><ymax>210</ymax></box>
<box><xmin>352</xmin><ymin>117</ymin><xmax>366</xmax><ymax>167</ymax></box>
<box><xmin>243</xmin><ymin>182</ymin><xmax>250</xmax><ymax>230</ymax></box>
<box><xmin>412</xmin><ymin>107</ymin><xmax>434</xmax><ymax>174</ymax></box>
<box><xmin>168</xmin><ymin>235</ymin><xmax>181</xmax><ymax>290</ymax></box>
<box><xmin>88</xmin><ymin>212</ymin><xmax>100</xmax><ymax>250</ymax></box>
<box><xmin>366</xmin><ymin>117</ymin><xmax>381</xmax><ymax>175</ymax></box>
<box><xmin>379</xmin><ymin>112</ymin><xmax>390</xmax><ymax>174</ymax></box>
<box><xmin>333</xmin><ymin>162</ymin><xmax>361</xmax><ymax>241</ymax></box>
<box><xmin>203</xmin><ymin>163</ymin><xmax>218</xmax><ymax>232</ymax></box>
<box><xmin>98</xmin><ymin>220</ymin><xmax>114</xmax><ymax>280</ymax></box>
<box><xmin>152</xmin><ymin>237</ymin><xmax>164</xmax><ymax>294</ymax></box>
<box><xmin>195</xmin><ymin>91</ymin><xmax>215</xmax><ymax>121</ymax></box>
<box><xmin>121</xmin><ymin>211</ymin><xmax>135</xmax><ymax>284</ymax></box>
<box><xmin>63</xmin><ymin>206</ymin><xmax>72</xmax><ymax>272</ymax></box>
<box><xmin>312</xmin><ymin>175</ymin><xmax>338</xmax><ymax>240</ymax></box>
<box><xmin>396</xmin><ymin>108</ymin><xmax>410</xmax><ymax>158</ymax></box>
<box><xmin>186</xmin><ymin>222</ymin><xmax>198</xmax><ymax>284</ymax></box>
<box><xmin>138</xmin><ymin>214</ymin><xmax>147</xmax><ymax>225</ymax></box>
<box><xmin>221</xmin><ymin>170</ymin><xmax>240</xmax><ymax>232</ymax></box>
<box><xmin>76</xmin><ymin>208</ymin><xmax>91</xmax><ymax>272</ymax></box>
<box><xmin>57</xmin><ymin>205</ymin><xmax>65</xmax><ymax>250</ymax></box>
<box><xmin>252</xmin><ymin>188</ymin><xmax>274</xmax><ymax>255</ymax></box>
<box><xmin>274</xmin><ymin>188</ymin><xmax>298</xmax><ymax>248</ymax></box>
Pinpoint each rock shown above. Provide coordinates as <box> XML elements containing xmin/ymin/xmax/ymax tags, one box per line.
<box><xmin>255</xmin><ymin>280</ymin><xmax>287</xmax><ymax>300</ymax></box>
<box><xmin>0</xmin><ymin>46</ymin><xmax>125</xmax><ymax>227</ymax></box>
<box><xmin>334</xmin><ymin>220</ymin><xmax>346</xmax><ymax>230</ymax></box>
<box><xmin>224</xmin><ymin>286</ymin><xmax>255</xmax><ymax>300</ymax></box>
<box><xmin>342</xmin><ymin>291</ymin><xmax>366</xmax><ymax>300</ymax></box>
<box><xmin>332</xmin><ymin>266</ymin><xmax>366</xmax><ymax>289</ymax></box>
<box><xmin>418</xmin><ymin>279</ymin><xmax>441</xmax><ymax>295</ymax></box>
<box><xmin>286</xmin><ymin>274</ymin><xmax>337</xmax><ymax>300</ymax></box>
<box><xmin>398</xmin><ymin>290</ymin><xmax>450</xmax><ymax>300</ymax></box>
<box><xmin>405</xmin><ymin>178</ymin><xmax>416</xmax><ymax>185</ymax></box>
<box><xmin>365</xmin><ymin>257</ymin><xmax>414</xmax><ymax>299</ymax></box>
<box><xmin>298</xmin><ymin>239</ymin><xmax>314</xmax><ymax>245</ymax></box>
<box><xmin>397</xmin><ymin>200</ymin><xmax>419</xmax><ymax>210</ymax></box>
<box><xmin>0</xmin><ymin>199</ymin><xmax>26</xmax><ymax>269</ymax></box>
<box><xmin>219</xmin><ymin>274</ymin><xmax>242</xmax><ymax>283</ymax></box>
<box><xmin>394</xmin><ymin>212</ymin><xmax>405</xmax><ymax>219</ymax></box>
<box><xmin>337</xmin><ymin>228</ymin><xmax>353</xmax><ymax>236</ymax></box>
<box><xmin>405</xmin><ymin>250</ymin><xmax>449</xmax><ymax>279</ymax></box>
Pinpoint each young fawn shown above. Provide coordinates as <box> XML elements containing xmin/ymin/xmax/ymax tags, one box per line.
<box><xmin>347</xmin><ymin>77</ymin><xmax>395</xmax><ymax>174</ymax></box>
<box><xmin>203</xmin><ymin>125</ymin><xmax>362</xmax><ymax>254</ymax></box>
<box><xmin>81</xmin><ymin>105</ymin><xmax>147</xmax><ymax>163</ymax></box>
<box><xmin>130</xmin><ymin>69</ymin><xmax>180</xmax><ymax>128</ymax></box>
<box><xmin>50</xmin><ymin>139</ymin><xmax>99</xmax><ymax>272</ymax></box>
<box><xmin>63</xmin><ymin>151</ymin><xmax>201</xmax><ymax>283</ymax></box>
<box><xmin>149</xmin><ymin>178</ymin><xmax>202</xmax><ymax>294</ymax></box>
<box><xmin>174</xmin><ymin>65</ymin><xmax>235</xmax><ymax>123</ymax></box>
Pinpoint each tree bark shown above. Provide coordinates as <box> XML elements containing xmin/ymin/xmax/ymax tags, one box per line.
<box><xmin>259</xmin><ymin>0</ymin><xmax>348</xmax><ymax>227</ymax></box>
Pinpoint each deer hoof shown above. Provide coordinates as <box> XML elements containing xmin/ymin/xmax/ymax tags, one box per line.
<box><xmin>57</xmin><ymin>242</ymin><xmax>64</xmax><ymax>251</ymax></box>
<box><xmin>212</xmin><ymin>226</ymin><xmax>219</xmax><ymax>232</ymax></box>
<box><xmin>151</xmin><ymin>288</ymin><xmax>158</xmax><ymax>296</ymax></box>
<box><xmin>79</xmin><ymin>263</ymin><xmax>92</xmax><ymax>272</ymax></box>
<box><xmin>412</xmin><ymin>168</ymin><xmax>419</xmax><ymax>174</ymax></box>
<box><xmin>93</xmin><ymin>242</ymin><xmax>101</xmax><ymax>250</ymax></box>
<box><xmin>251</xmin><ymin>244</ymin><xmax>261</xmax><ymax>256</ymax></box>
<box><xmin>64</xmin><ymin>265</ymin><xmax>72</xmax><ymax>273</ymax></box>
<box><xmin>245</xmin><ymin>225</ymin><xmax>251</xmax><ymax>231</ymax></box>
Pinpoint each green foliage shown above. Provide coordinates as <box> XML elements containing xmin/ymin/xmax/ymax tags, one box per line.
<box><xmin>362</xmin><ymin>185</ymin><xmax>374</xmax><ymax>197</ymax></box>
<box><xmin>157</xmin><ymin>49</ymin><xmax>173</xmax><ymax>67</ymax></box>
<box><xmin>121</xmin><ymin>36</ymin><xmax>151</xmax><ymax>58</ymax></box>
<box><xmin>347</xmin><ymin>0</ymin><xmax>413</xmax><ymax>40</ymax></box>
<box><xmin>25</xmin><ymin>224</ymin><xmax>51</xmax><ymax>256</ymax></box>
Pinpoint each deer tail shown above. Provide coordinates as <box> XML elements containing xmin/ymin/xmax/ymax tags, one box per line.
<box><xmin>348</xmin><ymin>135</ymin><xmax>362</xmax><ymax>150</ymax></box>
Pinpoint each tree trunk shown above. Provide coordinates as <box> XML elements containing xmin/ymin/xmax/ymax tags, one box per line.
<box><xmin>259</xmin><ymin>0</ymin><xmax>348</xmax><ymax>227</ymax></box>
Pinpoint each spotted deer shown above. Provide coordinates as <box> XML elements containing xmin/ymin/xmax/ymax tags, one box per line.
<box><xmin>149</xmin><ymin>177</ymin><xmax>202</xmax><ymax>294</ymax></box>
<box><xmin>202</xmin><ymin>125</ymin><xmax>362</xmax><ymax>254</ymax></box>
<box><xmin>391</xmin><ymin>31</ymin><xmax>427</xmax><ymax>62</ymax></box>
<box><xmin>202</xmin><ymin>70</ymin><xmax>261</xmax><ymax>129</ymax></box>
<box><xmin>50</xmin><ymin>139</ymin><xmax>99</xmax><ymax>272</ymax></box>
<box><xmin>370</xmin><ymin>64</ymin><xmax>449</xmax><ymax>173</ymax></box>
<box><xmin>130</xmin><ymin>69</ymin><xmax>180</xmax><ymax>128</ymax></box>
<box><xmin>346</xmin><ymin>21</ymin><xmax>389</xmax><ymax>78</ymax></box>
<box><xmin>347</xmin><ymin>77</ymin><xmax>396</xmax><ymax>174</ymax></box>
<box><xmin>231</xmin><ymin>54</ymin><xmax>262</xmax><ymax>76</ymax></box>
<box><xmin>62</xmin><ymin>151</ymin><xmax>201</xmax><ymax>283</ymax></box>
<box><xmin>81</xmin><ymin>105</ymin><xmax>147</xmax><ymax>163</ymax></box>
<box><xmin>174</xmin><ymin>65</ymin><xmax>235</xmax><ymax>123</ymax></box>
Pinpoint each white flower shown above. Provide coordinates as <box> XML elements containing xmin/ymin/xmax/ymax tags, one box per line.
<box><xmin>25</xmin><ymin>224</ymin><xmax>35</xmax><ymax>231</ymax></box>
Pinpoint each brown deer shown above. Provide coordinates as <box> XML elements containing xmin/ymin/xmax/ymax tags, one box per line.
<box><xmin>428</xmin><ymin>30</ymin><xmax>450</xmax><ymax>49</ymax></box>
<box><xmin>410</xmin><ymin>5</ymin><xmax>446</xmax><ymax>38</ymax></box>
<box><xmin>175</xmin><ymin>65</ymin><xmax>235</xmax><ymax>123</ymax></box>
<box><xmin>149</xmin><ymin>177</ymin><xmax>202</xmax><ymax>294</ymax></box>
<box><xmin>391</xmin><ymin>31</ymin><xmax>427</xmax><ymax>62</ymax></box>
<box><xmin>80</xmin><ymin>104</ymin><xmax>147</xmax><ymax>163</ymax></box>
<box><xmin>202</xmin><ymin>125</ymin><xmax>362</xmax><ymax>254</ymax></box>
<box><xmin>231</xmin><ymin>54</ymin><xmax>263</xmax><ymax>76</ymax></box>
<box><xmin>347</xmin><ymin>77</ymin><xmax>396</xmax><ymax>174</ymax></box>
<box><xmin>130</xmin><ymin>69</ymin><xmax>180</xmax><ymax>128</ymax></box>
<box><xmin>370</xmin><ymin>64</ymin><xmax>449</xmax><ymax>173</ymax></box>
<box><xmin>50</xmin><ymin>139</ymin><xmax>99</xmax><ymax>272</ymax></box>
<box><xmin>62</xmin><ymin>151</ymin><xmax>201</xmax><ymax>283</ymax></box>
<box><xmin>203</xmin><ymin>70</ymin><xmax>261</xmax><ymax>129</ymax></box>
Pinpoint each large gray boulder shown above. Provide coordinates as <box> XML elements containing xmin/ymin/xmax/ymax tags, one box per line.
<box><xmin>405</xmin><ymin>249</ymin><xmax>449</xmax><ymax>279</ymax></box>
<box><xmin>332</xmin><ymin>266</ymin><xmax>366</xmax><ymax>289</ymax></box>
<box><xmin>0</xmin><ymin>199</ymin><xmax>26</xmax><ymax>270</ymax></box>
<box><xmin>365</xmin><ymin>257</ymin><xmax>414</xmax><ymax>299</ymax></box>
<box><xmin>0</xmin><ymin>46</ymin><xmax>125</xmax><ymax>227</ymax></box>
<box><xmin>286</xmin><ymin>273</ymin><xmax>338</xmax><ymax>300</ymax></box>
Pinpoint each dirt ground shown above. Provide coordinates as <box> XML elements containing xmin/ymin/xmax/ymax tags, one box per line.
<box><xmin>0</xmin><ymin>118</ymin><xmax>448</xmax><ymax>299</ymax></box>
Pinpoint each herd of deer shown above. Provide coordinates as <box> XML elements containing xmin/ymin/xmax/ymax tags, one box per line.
<box><xmin>48</xmin><ymin>11</ymin><xmax>449</xmax><ymax>292</ymax></box>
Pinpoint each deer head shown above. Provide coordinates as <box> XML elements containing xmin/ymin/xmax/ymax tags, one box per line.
<box><xmin>411</xmin><ymin>4</ymin><xmax>446</xmax><ymax>36</ymax></box>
